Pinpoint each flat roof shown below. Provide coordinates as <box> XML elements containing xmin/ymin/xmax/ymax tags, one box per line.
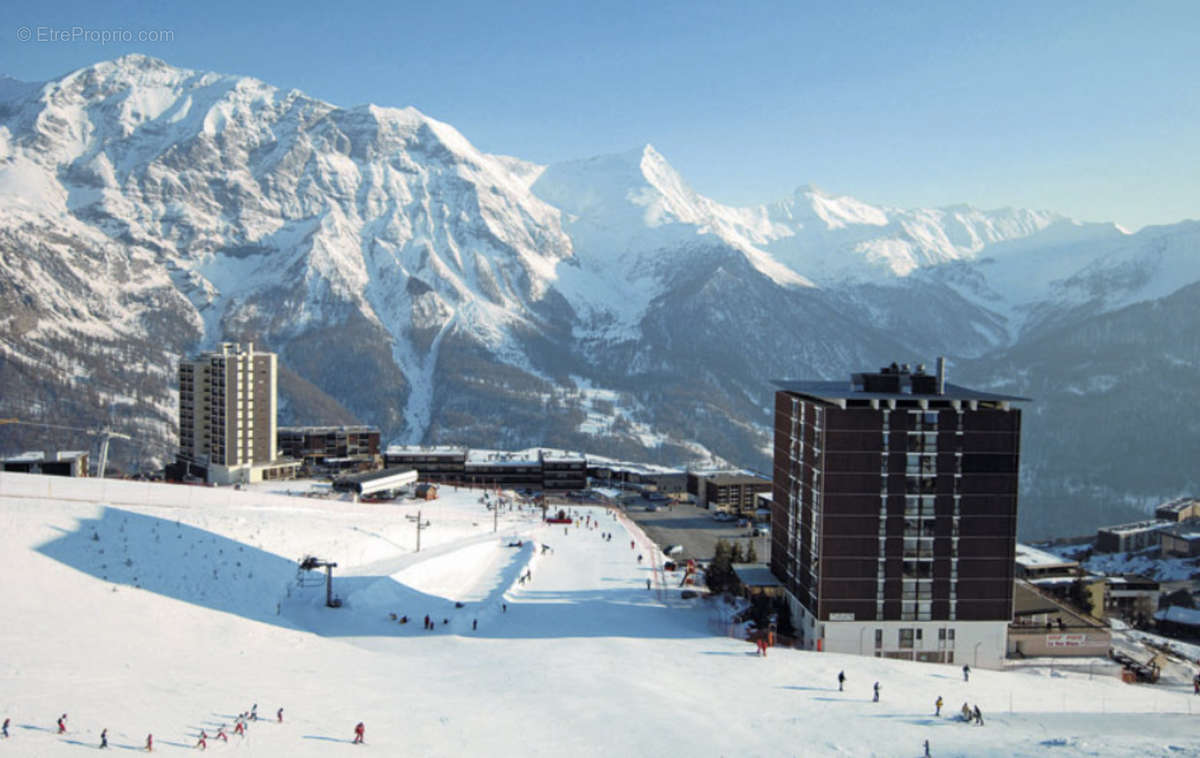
<box><xmin>1155</xmin><ymin>497</ymin><xmax>1200</xmax><ymax>514</ymax></box>
<box><xmin>3</xmin><ymin>450</ymin><xmax>46</xmax><ymax>463</ymax></box>
<box><xmin>279</xmin><ymin>425</ymin><xmax>379</xmax><ymax>434</ymax></box>
<box><xmin>1161</xmin><ymin>522</ymin><xmax>1200</xmax><ymax>540</ymax></box>
<box><xmin>386</xmin><ymin>445</ymin><xmax>468</xmax><ymax>456</ymax></box>
<box><xmin>1155</xmin><ymin>606</ymin><xmax>1200</xmax><ymax>626</ymax></box>
<box><xmin>467</xmin><ymin>450</ymin><xmax>539</xmax><ymax>465</ymax></box>
<box><xmin>772</xmin><ymin>379</ymin><xmax>1030</xmax><ymax>404</ymax></box>
<box><xmin>1015</xmin><ymin>543</ymin><xmax>1079</xmax><ymax>570</ymax></box>
<box><xmin>336</xmin><ymin>466</ymin><xmax>418</xmax><ymax>485</ymax></box>
<box><xmin>705</xmin><ymin>473</ymin><xmax>771</xmax><ymax>486</ymax></box>
<box><xmin>732</xmin><ymin>563</ymin><xmax>783</xmax><ymax>588</ymax></box>
<box><xmin>1099</xmin><ymin>519</ymin><xmax>1171</xmax><ymax>535</ymax></box>
<box><xmin>584</xmin><ymin>455</ymin><xmax>684</xmax><ymax>475</ymax></box>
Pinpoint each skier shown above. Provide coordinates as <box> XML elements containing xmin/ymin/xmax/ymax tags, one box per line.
<box><xmin>1194</xmin><ymin>673</ymin><xmax>1199</xmax><ymax>695</ymax></box>
<box><xmin>837</xmin><ymin>671</ymin><xmax>845</xmax><ymax>691</ymax></box>
<box><xmin>215</xmin><ymin>727</ymin><xmax>228</xmax><ymax>742</ymax></box>
<box><xmin>250</xmin><ymin>704</ymin><xmax>258</xmax><ymax>721</ymax></box>
<box><xmin>195</xmin><ymin>730</ymin><xmax>207</xmax><ymax>750</ymax></box>
<box><xmin>472</xmin><ymin>619</ymin><xmax>478</xmax><ymax>631</ymax></box>
<box><xmin>935</xmin><ymin>695</ymin><xmax>943</xmax><ymax>716</ymax></box>
<box><xmin>58</xmin><ymin>713</ymin><xmax>67</xmax><ymax>734</ymax></box>
<box><xmin>631</xmin><ymin>540</ymin><xmax>635</xmax><ymax>550</ymax></box>
<box><xmin>277</xmin><ymin>707</ymin><xmax>283</xmax><ymax>723</ymax></box>
<box><xmin>234</xmin><ymin>719</ymin><xmax>245</xmax><ymax>737</ymax></box>
<box><xmin>100</xmin><ymin>728</ymin><xmax>109</xmax><ymax>749</ymax></box>
<box><xmin>647</xmin><ymin>579</ymin><xmax>652</xmax><ymax>590</ymax></box>
<box><xmin>502</xmin><ymin>603</ymin><xmax>507</xmax><ymax>613</ymax></box>
<box><xmin>637</xmin><ymin>554</ymin><xmax>643</xmax><ymax>564</ymax></box>
<box><xmin>872</xmin><ymin>681</ymin><xmax>880</xmax><ymax>702</ymax></box>
<box><xmin>962</xmin><ymin>664</ymin><xmax>970</xmax><ymax>682</ymax></box>
<box><xmin>972</xmin><ymin>705</ymin><xmax>983</xmax><ymax>726</ymax></box>
<box><xmin>145</xmin><ymin>733</ymin><xmax>153</xmax><ymax>752</ymax></box>
<box><xmin>924</xmin><ymin>738</ymin><xmax>931</xmax><ymax>757</ymax></box>
<box><xmin>961</xmin><ymin>702</ymin><xmax>971</xmax><ymax>722</ymax></box>
<box><xmin>353</xmin><ymin>722</ymin><xmax>365</xmax><ymax>744</ymax></box>
<box><xmin>1</xmin><ymin>716</ymin><xmax>8</xmax><ymax>738</ymax></box>
<box><xmin>424</xmin><ymin>614</ymin><xmax>431</xmax><ymax>630</ymax></box>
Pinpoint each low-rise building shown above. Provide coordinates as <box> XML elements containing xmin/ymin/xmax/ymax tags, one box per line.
<box><xmin>386</xmin><ymin>446</ymin><xmax>591</xmax><ymax>491</ymax></box>
<box><xmin>1095</xmin><ymin>519</ymin><xmax>1173</xmax><ymax>553</ymax></box>
<box><xmin>688</xmin><ymin>471</ymin><xmax>771</xmax><ymax>514</ymax></box>
<box><xmin>541</xmin><ymin>451</ymin><xmax>587</xmax><ymax>491</ymax></box>
<box><xmin>332</xmin><ymin>467</ymin><xmax>418</xmax><ymax>497</ymax></box>
<box><xmin>1</xmin><ymin>450</ymin><xmax>89</xmax><ymax>477</ymax></box>
<box><xmin>384</xmin><ymin>446</ymin><xmax>468</xmax><ymax>482</ymax></box>
<box><xmin>1104</xmin><ymin>575</ymin><xmax>1161</xmax><ymax>619</ymax></box>
<box><xmin>1154</xmin><ymin>496</ymin><xmax>1200</xmax><ymax>522</ymax></box>
<box><xmin>1154</xmin><ymin>605</ymin><xmax>1200</xmax><ymax>637</ymax></box>
<box><xmin>1160</xmin><ymin>523</ymin><xmax>1200</xmax><ymax>558</ymax></box>
<box><xmin>1015</xmin><ymin>543</ymin><xmax>1080</xmax><ymax>580</ymax></box>
<box><xmin>587</xmin><ymin>460</ymin><xmax>687</xmax><ymax>493</ymax></box>
<box><xmin>278</xmin><ymin>425</ymin><xmax>380</xmax><ymax>471</ymax></box>
<box><xmin>1009</xmin><ymin>580</ymin><xmax>1111</xmax><ymax>658</ymax></box>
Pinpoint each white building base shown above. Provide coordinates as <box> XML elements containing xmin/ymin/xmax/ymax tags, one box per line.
<box><xmin>786</xmin><ymin>593</ymin><xmax>1009</xmax><ymax>669</ymax></box>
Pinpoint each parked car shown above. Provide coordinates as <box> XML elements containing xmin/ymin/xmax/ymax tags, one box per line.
<box><xmin>712</xmin><ymin>511</ymin><xmax>734</xmax><ymax>522</ymax></box>
<box><xmin>752</xmin><ymin>525</ymin><xmax>770</xmax><ymax>537</ymax></box>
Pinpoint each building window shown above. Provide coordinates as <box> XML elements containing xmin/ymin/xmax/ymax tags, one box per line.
<box><xmin>874</xmin><ymin>629</ymin><xmax>883</xmax><ymax>649</ymax></box>
<box><xmin>899</xmin><ymin>629</ymin><xmax>915</xmax><ymax>648</ymax></box>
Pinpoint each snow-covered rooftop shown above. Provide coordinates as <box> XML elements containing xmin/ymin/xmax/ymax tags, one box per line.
<box><xmin>1099</xmin><ymin>519</ymin><xmax>1172</xmax><ymax>535</ymax></box>
<box><xmin>1016</xmin><ymin>543</ymin><xmax>1079</xmax><ymax>569</ymax></box>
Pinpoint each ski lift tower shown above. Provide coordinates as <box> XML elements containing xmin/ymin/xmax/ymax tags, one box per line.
<box><xmin>298</xmin><ymin>555</ymin><xmax>341</xmax><ymax>608</ymax></box>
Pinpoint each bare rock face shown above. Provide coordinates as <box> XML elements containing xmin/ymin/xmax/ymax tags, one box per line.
<box><xmin>4</xmin><ymin>55</ymin><xmax>1199</xmax><ymax>538</ymax></box>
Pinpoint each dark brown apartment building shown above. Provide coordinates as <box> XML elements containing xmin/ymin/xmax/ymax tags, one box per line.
<box><xmin>769</xmin><ymin>360</ymin><xmax>1027</xmax><ymax>667</ymax></box>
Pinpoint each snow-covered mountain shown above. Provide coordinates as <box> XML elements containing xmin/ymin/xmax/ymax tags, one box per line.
<box><xmin>2</xmin><ymin>55</ymin><xmax>1199</xmax><ymax>537</ymax></box>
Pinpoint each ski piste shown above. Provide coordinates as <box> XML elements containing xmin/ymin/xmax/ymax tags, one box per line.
<box><xmin>3</xmin><ymin>472</ymin><xmax>1200</xmax><ymax>756</ymax></box>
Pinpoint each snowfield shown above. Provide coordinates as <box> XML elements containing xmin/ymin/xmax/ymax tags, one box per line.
<box><xmin>3</xmin><ymin>472</ymin><xmax>1200</xmax><ymax>757</ymax></box>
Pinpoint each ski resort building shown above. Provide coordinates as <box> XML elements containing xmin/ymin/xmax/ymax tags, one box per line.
<box><xmin>277</xmin><ymin>425</ymin><xmax>381</xmax><ymax>472</ymax></box>
<box><xmin>688</xmin><ymin>471</ymin><xmax>772</xmax><ymax>514</ymax></box>
<box><xmin>1154</xmin><ymin>496</ymin><xmax>1200</xmax><ymax>523</ymax></box>
<box><xmin>769</xmin><ymin>360</ymin><xmax>1028</xmax><ymax>668</ymax></box>
<box><xmin>174</xmin><ymin>342</ymin><xmax>298</xmax><ymax>485</ymax></box>
<box><xmin>384</xmin><ymin>446</ymin><xmax>586</xmax><ymax>490</ymax></box>
<box><xmin>1</xmin><ymin>450</ymin><xmax>89</xmax><ymax>477</ymax></box>
<box><xmin>1095</xmin><ymin>519</ymin><xmax>1173</xmax><ymax>553</ymax></box>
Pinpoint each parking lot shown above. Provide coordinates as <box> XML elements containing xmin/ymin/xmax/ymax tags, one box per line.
<box><xmin>621</xmin><ymin>501</ymin><xmax>771</xmax><ymax>565</ymax></box>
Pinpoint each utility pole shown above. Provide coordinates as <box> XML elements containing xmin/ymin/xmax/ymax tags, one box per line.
<box><xmin>407</xmin><ymin>511</ymin><xmax>430</xmax><ymax>552</ymax></box>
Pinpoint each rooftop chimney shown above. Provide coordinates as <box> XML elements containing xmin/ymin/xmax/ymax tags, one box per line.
<box><xmin>936</xmin><ymin>356</ymin><xmax>946</xmax><ymax>394</ymax></box>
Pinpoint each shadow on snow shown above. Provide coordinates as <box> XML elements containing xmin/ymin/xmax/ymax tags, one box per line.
<box><xmin>36</xmin><ymin>506</ymin><xmax>707</xmax><ymax>640</ymax></box>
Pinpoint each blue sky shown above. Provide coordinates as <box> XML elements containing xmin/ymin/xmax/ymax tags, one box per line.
<box><xmin>3</xmin><ymin>0</ymin><xmax>1197</xmax><ymax>230</ymax></box>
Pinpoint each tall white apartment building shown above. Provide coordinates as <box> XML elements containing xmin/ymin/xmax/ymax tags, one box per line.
<box><xmin>178</xmin><ymin>342</ymin><xmax>294</xmax><ymax>484</ymax></box>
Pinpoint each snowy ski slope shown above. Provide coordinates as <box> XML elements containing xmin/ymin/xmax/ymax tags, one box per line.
<box><xmin>2</xmin><ymin>472</ymin><xmax>1199</xmax><ymax>757</ymax></box>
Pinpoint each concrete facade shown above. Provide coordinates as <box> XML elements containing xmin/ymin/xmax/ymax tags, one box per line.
<box><xmin>178</xmin><ymin>342</ymin><xmax>292</xmax><ymax>484</ymax></box>
<box><xmin>770</xmin><ymin>360</ymin><xmax>1028</xmax><ymax>669</ymax></box>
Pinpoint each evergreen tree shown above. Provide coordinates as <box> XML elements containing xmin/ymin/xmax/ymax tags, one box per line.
<box><xmin>706</xmin><ymin>539</ymin><xmax>735</xmax><ymax>593</ymax></box>
<box><xmin>746</xmin><ymin>541</ymin><xmax>758</xmax><ymax>562</ymax></box>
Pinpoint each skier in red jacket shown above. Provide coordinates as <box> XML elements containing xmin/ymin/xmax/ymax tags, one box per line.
<box><xmin>57</xmin><ymin>714</ymin><xmax>67</xmax><ymax>734</ymax></box>
<box><xmin>353</xmin><ymin>722</ymin><xmax>365</xmax><ymax>744</ymax></box>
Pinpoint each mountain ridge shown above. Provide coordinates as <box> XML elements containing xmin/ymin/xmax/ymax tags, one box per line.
<box><xmin>3</xmin><ymin>55</ymin><xmax>1199</xmax><ymax>537</ymax></box>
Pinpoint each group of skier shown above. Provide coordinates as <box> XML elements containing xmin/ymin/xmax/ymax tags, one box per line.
<box><xmin>0</xmin><ymin>702</ymin><xmax>291</xmax><ymax>751</ymax></box>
